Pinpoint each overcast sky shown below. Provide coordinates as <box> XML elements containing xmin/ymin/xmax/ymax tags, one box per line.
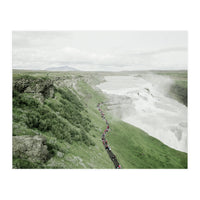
<box><xmin>12</xmin><ymin>31</ymin><xmax>187</xmax><ymax>71</ymax></box>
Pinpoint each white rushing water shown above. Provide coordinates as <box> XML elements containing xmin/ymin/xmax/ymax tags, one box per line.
<box><xmin>97</xmin><ymin>74</ymin><xmax>187</xmax><ymax>152</ymax></box>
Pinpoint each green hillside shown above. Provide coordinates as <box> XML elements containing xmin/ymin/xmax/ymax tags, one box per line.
<box><xmin>156</xmin><ymin>70</ymin><xmax>187</xmax><ymax>106</ymax></box>
<box><xmin>12</xmin><ymin>70</ymin><xmax>187</xmax><ymax>169</ymax></box>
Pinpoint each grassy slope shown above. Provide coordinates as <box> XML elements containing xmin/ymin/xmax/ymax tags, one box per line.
<box><xmin>46</xmin><ymin>79</ymin><xmax>114</xmax><ymax>169</ymax></box>
<box><xmin>13</xmin><ymin>70</ymin><xmax>187</xmax><ymax>169</ymax></box>
<box><xmin>156</xmin><ymin>71</ymin><xmax>187</xmax><ymax>106</ymax></box>
<box><xmin>77</xmin><ymin>80</ymin><xmax>187</xmax><ymax>169</ymax></box>
<box><xmin>13</xmin><ymin>71</ymin><xmax>114</xmax><ymax>169</ymax></box>
<box><xmin>107</xmin><ymin>121</ymin><xmax>187</xmax><ymax>168</ymax></box>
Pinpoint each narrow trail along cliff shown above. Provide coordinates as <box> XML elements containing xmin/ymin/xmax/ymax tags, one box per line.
<box><xmin>97</xmin><ymin>102</ymin><xmax>121</xmax><ymax>169</ymax></box>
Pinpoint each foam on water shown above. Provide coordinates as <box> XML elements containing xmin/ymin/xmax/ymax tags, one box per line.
<box><xmin>97</xmin><ymin>74</ymin><xmax>187</xmax><ymax>152</ymax></box>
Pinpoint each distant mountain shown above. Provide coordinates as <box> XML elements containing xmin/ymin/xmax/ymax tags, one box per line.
<box><xmin>45</xmin><ymin>66</ymin><xmax>78</xmax><ymax>71</ymax></box>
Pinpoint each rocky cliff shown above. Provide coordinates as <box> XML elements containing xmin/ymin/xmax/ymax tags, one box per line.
<box><xmin>13</xmin><ymin>76</ymin><xmax>55</xmax><ymax>102</ymax></box>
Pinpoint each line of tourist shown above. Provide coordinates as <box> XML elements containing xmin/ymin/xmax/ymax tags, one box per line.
<box><xmin>97</xmin><ymin>102</ymin><xmax>121</xmax><ymax>169</ymax></box>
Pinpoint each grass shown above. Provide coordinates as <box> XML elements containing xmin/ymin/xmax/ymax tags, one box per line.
<box><xmin>106</xmin><ymin>120</ymin><xmax>187</xmax><ymax>168</ymax></box>
<box><xmin>156</xmin><ymin>70</ymin><xmax>187</xmax><ymax>106</ymax></box>
<box><xmin>13</xmin><ymin>72</ymin><xmax>114</xmax><ymax>168</ymax></box>
<box><xmin>12</xmin><ymin>70</ymin><xmax>187</xmax><ymax>169</ymax></box>
<box><xmin>170</xmin><ymin>80</ymin><xmax>187</xmax><ymax>106</ymax></box>
<box><xmin>75</xmin><ymin>80</ymin><xmax>187</xmax><ymax>169</ymax></box>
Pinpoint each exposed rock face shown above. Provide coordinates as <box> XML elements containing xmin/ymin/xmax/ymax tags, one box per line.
<box><xmin>13</xmin><ymin>78</ymin><xmax>30</xmax><ymax>93</ymax></box>
<box><xmin>13</xmin><ymin>77</ymin><xmax>55</xmax><ymax>102</ymax></box>
<box><xmin>13</xmin><ymin>135</ymin><xmax>49</xmax><ymax>163</ymax></box>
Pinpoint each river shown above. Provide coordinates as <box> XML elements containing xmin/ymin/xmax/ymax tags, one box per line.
<box><xmin>97</xmin><ymin>73</ymin><xmax>187</xmax><ymax>152</ymax></box>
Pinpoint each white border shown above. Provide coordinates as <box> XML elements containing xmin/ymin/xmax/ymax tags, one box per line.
<box><xmin>1</xmin><ymin>0</ymin><xmax>200</xmax><ymax>200</ymax></box>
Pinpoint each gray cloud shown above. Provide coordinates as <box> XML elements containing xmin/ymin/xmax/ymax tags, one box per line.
<box><xmin>12</xmin><ymin>31</ymin><xmax>187</xmax><ymax>71</ymax></box>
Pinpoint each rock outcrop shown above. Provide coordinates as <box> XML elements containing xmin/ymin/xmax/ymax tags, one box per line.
<box><xmin>13</xmin><ymin>135</ymin><xmax>49</xmax><ymax>163</ymax></box>
<box><xmin>13</xmin><ymin>76</ymin><xmax>55</xmax><ymax>102</ymax></box>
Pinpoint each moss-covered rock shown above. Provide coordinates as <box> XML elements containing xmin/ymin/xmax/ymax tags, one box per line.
<box><xmin>13</xmin><ymin>75</ymin><xmax>55</xmax><ymax>102</ymax></box>
<box><xmin>13</xmin><ymin>135</ymin><xmax>49</xmax><ymax>163</ymax></box>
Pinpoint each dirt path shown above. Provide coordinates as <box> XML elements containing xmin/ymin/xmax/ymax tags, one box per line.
<box><xmin>97</xmin><ymin>102</ymin><xmax>121</xmax><ymax>169</ymax></box>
